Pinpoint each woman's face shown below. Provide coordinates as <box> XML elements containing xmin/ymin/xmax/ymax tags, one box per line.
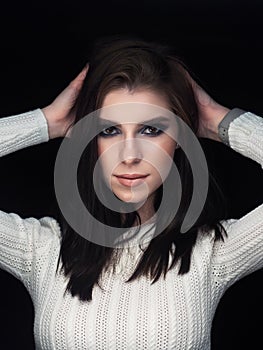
<box><xmin>97</xmin><ymin>88</ymin><xmax>177</xmax><ymax>207</ymax></box>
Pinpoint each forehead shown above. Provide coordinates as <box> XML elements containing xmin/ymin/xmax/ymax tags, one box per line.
<box><xmin>102</xmin><ymin>89</ymin><xmax>170</xmax><ymax>107</ymax></box>
<box><xmin>99</xmin><ymin>88</ymin><xmax>173</xmax><ymax>124</ymax></box>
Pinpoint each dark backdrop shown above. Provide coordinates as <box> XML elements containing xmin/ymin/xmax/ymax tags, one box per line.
<box><xmin>0</xmin><ymin>1</ymin><xmax>262</xmax><ymax>349</ymax></box>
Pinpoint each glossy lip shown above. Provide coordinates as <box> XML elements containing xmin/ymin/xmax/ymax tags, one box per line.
<box><xmin>114</xmin><ymin>174</ymin><xmax>149</xmax><ymax>187</ymax></box>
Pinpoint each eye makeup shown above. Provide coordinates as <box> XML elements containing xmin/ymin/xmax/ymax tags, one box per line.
<box><xmin>98</xmin><ymin>116</ymin><xmax>170</xmax><ymax>137</ymax></box>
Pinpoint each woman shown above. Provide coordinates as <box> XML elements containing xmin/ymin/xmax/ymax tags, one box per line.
<box><xmin>0</xmin><ymin>35</ymin><xmax>262</xmax><ymax>349</ymax></box>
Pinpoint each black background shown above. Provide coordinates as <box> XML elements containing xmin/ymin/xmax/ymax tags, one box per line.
<box><xmin>0</xmin><ymin>0</ymin><xmax>263</xmax><ymax>349</ymax></box>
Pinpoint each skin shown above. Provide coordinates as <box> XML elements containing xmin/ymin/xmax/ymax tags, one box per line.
<box><xmin>42</xmin><ymin>64</ymin><xmax>89</xmax><ymax>139</ymax></box>
<box><xmin>97</xmin><ymin>88</ymin><xmax>178</xmax><ymax>223</ymax></box>
<box><xmin>42</xmin><ymin>65</ymin><xmax>230</xmax><ymax>142</ymax></box>
<box><xmin>42</xmin><ymin>65</ymin><xmax>230</xmax><ymax>224</ymax></box>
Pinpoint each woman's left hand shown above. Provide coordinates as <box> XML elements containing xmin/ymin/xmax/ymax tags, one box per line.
<box><xmin>189</xmin><ymin>76</ymin><xmax>230</xmax><ymax>142</ymax></box>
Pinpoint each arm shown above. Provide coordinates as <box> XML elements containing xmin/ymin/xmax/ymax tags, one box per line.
<box><xmin>190</xmin><ymin>75</ymin><xmax>263</xmax><ymax>166</ymax></box>
<box><xmin>191</xmin><ymin>80</ymin><xmax>263</xmax><ymax>286</ymax></box>
<box><xmin>0</xmin><ymin>109</ymin><xmax>49</xmax><ymax>157</ymax></box>
<box><xmin>0</xmin><ymin>64</ymin><xmax>88</xmax><ymax>157</ymax></box>
<box><xmin>212</xmin><ymin>111</ymin><xmax>263</xmax><ymax>286</ymax></box>
<box><xmin>0</xmin><ymin>66</ymin><xmax>88</xmax><ymax>285</ymax></box>
<box><xmin>213</xmin><ymin>112</ymin><xmax>263</xmax><ymax>286</ymax></box>
<box><xmin>0</xmin><ymin>109</ymin><xmax>59</xmax><ymax>284</ymax></box>
<box><xmin>0</xmin><ymin>212</ymin><xmax>60</xmax><ymax>286</ymax></box>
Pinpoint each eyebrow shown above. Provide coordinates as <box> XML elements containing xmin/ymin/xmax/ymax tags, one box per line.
<box><xmin>98</xmin><ymin>116</ymin><xmax>171</xmax><ymax>127</ymax></box>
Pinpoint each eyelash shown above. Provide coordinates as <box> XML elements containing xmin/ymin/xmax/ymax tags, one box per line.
<box><xmin>98</xmin><ymin>125</ymin><xmax>166</xmax><ymax>137</ymax></box>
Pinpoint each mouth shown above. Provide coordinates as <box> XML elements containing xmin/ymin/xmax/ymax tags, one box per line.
<box><xmin>114</xmin><ymin>174</ymin><xmax>149</xmax><ymax>187</ymax></box>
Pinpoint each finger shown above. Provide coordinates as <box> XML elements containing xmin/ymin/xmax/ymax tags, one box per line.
<box><xmin>184</xmin><ymin>69</ymin><xmax>196</xmax><ymax>88</ymax></box>
<box><xmin>70</xmin><ymin>63</ymin><xmax>89</xmax><ymax>89</ymax></box>
<box><xmin>194</xmin><ymin>85</ymin><xmax>212</xmax><ymax>106</ymax></box>
<box><xmin>79</xmin><ymin>63</ymin><xmax>89</xmax><ymax>79</ymax></box>
<box><xmin>185</xmin><ymin>71</ymin><xmax>212</xmax><ymax>106</ymax></box>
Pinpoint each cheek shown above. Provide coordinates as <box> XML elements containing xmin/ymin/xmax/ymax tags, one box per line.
<box><xmin>162</xmin><ymin>138</ymin><xmax>177</xmax><ymax>156</ymax></box>
<box><xmin>154</xmin><ymin>139</ymin><xmax>176</xmax><ymax>163</ymax></box>
<box><xmin>98</xmin><ymin>157</ymin><xmax>113</xmax><ymax>185</ymax></box>
<box><xmin>149</xmin><ymin>140</ymin><xmax>176</xmax><ymax>184</ymax></box>
<box><xmin>97</xmin><ymin>140</ymin><xmax>104</xmax><ymax>157</ymax></box>
<box><xmin>97</xmin><ymin>141</ymin><xmax>119</xmax><ymax>186</ymax></box>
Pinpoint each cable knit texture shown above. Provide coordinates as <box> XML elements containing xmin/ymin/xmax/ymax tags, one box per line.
<box><xmin>0</xmin><ymin>109</ymin><xmax>262</xmax><ymax>349</ymax></box>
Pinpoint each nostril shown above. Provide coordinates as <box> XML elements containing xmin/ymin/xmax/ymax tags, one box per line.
<box><xmin>122</xmin><ymin>157</ymin><xmax>141</xmax><ymax>164</ymax></box>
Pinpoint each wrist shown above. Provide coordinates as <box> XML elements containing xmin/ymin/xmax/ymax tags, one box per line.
<box><xmin>42</xmin><ymin>106</ymin><xmax>63</xmax><ymax>139</ymax></box>
<box><xmin>202</xmin><ymin>105</ymin><xmax>230</xmax><ymax>142</ymax></box>
<box><xmin>211</xmin><ymin>106</ymin><xmax>230</xmax><ymax>138</ymax></box>
<box><xmin>218</xmin><ymin>108</ymin><xmax>246</xmax><ymax>145</ymax></box>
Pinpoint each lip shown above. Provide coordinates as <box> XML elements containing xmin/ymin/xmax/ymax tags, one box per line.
<box><xmin>114</xmin><ymin>174</ymin><xmax>149</xmax><ymax>187</ymax></box>
<box><xmin>115</xmin><ymin>174</ymin><xmax>149</xmax><ymax>179</ymax></box>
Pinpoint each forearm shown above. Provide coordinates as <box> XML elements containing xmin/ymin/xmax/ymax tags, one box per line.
<box><xmin>206</xmin><ymin>106</ymin><xmax>263</xmax><ymax>168</ymax></box>
<box><xmin>228</xmin><ymin>111</ymin><xmax>263</xmax><ymax>168</ymax></box>
<box><xmin>0</xmin><ymin>109</ymin><xmax>49</xmax><ymax>157</ymax></box>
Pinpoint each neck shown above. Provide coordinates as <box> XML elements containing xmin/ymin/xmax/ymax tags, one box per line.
<box><xmin>131</xmin><ymin>193</ymin><xmax>156</xmax><ymax>226</ymax></box>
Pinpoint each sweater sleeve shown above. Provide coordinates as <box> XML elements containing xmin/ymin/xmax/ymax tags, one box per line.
<box><xmin>0</xmin><ymin>108</ymin><xmax>49</xmax><ymax>157</ymax></box>
<box><xmin>211</xmin><ymin>111</ymin><xmax>263</xmax><ymax>288</ymax></box>
<box><xmin>0</xmin><ymin>109</ymin><xmax>60</xmax><ymax>285</ymax></box>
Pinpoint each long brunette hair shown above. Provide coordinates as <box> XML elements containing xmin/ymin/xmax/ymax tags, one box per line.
<box><xmin>55</xmin><ymin>34</ymin><xmax>227</xmax><ymax>301</ymax></box>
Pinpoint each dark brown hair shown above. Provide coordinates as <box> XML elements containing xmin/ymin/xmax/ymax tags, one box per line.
<box><xmin>56</xmin><ymin>34</ymin><xmax>227</xmax><ymax>301</ymax></box>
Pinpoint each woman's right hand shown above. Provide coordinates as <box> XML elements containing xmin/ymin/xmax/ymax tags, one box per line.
<box><xmin>42</xmin><ymin>64</ymin><xmax>89</xmax><ymax>139</ymax></box>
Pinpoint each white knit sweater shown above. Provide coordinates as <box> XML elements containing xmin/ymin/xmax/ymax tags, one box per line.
<box><xmin>0</xmin><ymin>109</ymin><xmax>262</xmax><ymax>350</ymax></box>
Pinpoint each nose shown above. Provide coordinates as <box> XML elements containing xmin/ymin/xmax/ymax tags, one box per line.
<box><xmin>120</xmin><ymin>138</ymin><xmax>142</xmax><ymax>165</ymax></box>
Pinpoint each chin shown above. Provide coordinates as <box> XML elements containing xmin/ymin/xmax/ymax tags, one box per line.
<box><xmin>115</xmin><ymin>193</ymin><xmax>148</xmax><ymax>204</ymax></box>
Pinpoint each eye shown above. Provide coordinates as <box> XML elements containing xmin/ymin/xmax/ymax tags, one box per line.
<box><xmin>99</xmin><ymin>126</ymin><xmax>119</xmax><ymax>137</ymax></box>
<box><xmin>142</xmin><ymin>125</ymin><xmax>164</xmax><ymax>136</ymax></box>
